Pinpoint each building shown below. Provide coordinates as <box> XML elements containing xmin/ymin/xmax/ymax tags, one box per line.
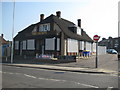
<box><xmin>14</xmin><ymin>11</ymin><xmax>94</xmax><ymax>57</ymax></box>
<box><xmin>98</xmin><ymin>37</ymin><xmax>119</xmax><ymax>51</ymax></box>
<box><xmin>0</xmin><ymin>34</ymin><xmax>11</xmax><ymax>57</ymax></box>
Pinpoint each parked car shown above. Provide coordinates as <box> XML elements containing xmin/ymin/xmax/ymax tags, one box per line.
<box><xmin>107</xmin><ymin>49</ymin><xmax>118</xmax><ymax>54</ymax></box>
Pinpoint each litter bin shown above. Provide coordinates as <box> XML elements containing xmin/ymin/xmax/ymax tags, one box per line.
<box><xmin>83</xmin><ymin>50</ymin><xmax>90</xmax><ymax>57</ymax></box>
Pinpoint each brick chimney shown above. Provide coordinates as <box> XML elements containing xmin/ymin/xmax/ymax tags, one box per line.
<box><xmin>56</xmin><ymin>11</ymin><xmax>61</xmax><ymax>18</ymax></box>
<box><xmin>78</xmin><ymin>19</ymin><xmax>81</xmax><ymax>27</ymax></box>
<box><xmin>40</xmin><ymin>14</ymin><xmax>44</xmax><ymax>22</ymax></box>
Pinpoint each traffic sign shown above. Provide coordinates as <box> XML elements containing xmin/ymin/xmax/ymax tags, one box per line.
<box><xmin>93</xmin><ymin>35</ymin><xmax>100</xmax><ymax>41</ymax></box>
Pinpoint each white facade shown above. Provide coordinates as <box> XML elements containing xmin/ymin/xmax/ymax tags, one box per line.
<box><xmin>98</xmin><ymin>46</ymin><xmax>106</xmax><ymax>55</ymax></box>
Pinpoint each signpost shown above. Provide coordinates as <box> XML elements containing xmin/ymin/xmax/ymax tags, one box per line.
<box><xmin>93</xmin><ymin>35</ymin><xmax>100</xmax><ymax>68</ymax></box>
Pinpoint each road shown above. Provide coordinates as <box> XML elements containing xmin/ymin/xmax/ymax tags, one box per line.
<box><xmin>2</xmin><ymin>65</ymin><xmax>118</xmax><ymax>88</ymax></box>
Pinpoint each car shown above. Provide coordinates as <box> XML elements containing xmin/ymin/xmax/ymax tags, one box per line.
<box><xmin>107</xmin><ymin>49</ymin><xmax>118</xmax><ymax>54</ymax></box>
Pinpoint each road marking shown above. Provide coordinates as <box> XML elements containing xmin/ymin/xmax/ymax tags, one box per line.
<box><xmin>107</xmin><ymin>86</ymin><xmax>114</xmax><ymax>90</ymax></box>
<box><xmin>24</xmin><ymin>74</ymin><xmax>37</xmax><ymax>79</ymax></box>
<box><xmin>77</xmin><ymin>82</ymin><xmax>99</xmax><ymax>88</ymax></box>
<box><xmin>1</xmin><ymin>70</ymin><xmax>99</xmax><ymax>88</ymax></box>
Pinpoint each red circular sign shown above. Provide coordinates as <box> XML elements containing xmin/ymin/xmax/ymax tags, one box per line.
<box><xmin>93</xmin><ymin>35</ymin><xmax>100</xmax><ymax>41</ymax></box>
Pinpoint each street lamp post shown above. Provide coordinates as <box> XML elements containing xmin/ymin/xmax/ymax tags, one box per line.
<box><xmin>118</xmin><ymin>21</ymin><xmax>120</xmax><ymax>60</ymax></box>
<box><xmin>11</xmin><ymin>1</ymin><xmax>15</xmax><ymax>63</ymax></box>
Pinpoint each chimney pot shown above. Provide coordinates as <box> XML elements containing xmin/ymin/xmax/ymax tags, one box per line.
<box><xmin>78</xmin><ymin>19</ymin><xmax>81</xmax><ymax>27</ymax></box>
<box><xmin>56</xmin><ymin>11</ymin><xmax>61</xmax><ymax>18</ymax></box>
<box><xmin>40</xmin><ymin>14</ymin><xmax>44</xmax><ymax>22</ymax></box>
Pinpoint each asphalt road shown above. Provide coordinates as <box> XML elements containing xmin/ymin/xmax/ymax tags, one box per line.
<box><xmin>2</xmin><ymin>65</ymin><xmax>118</xmax><ymax>88</ymax></box>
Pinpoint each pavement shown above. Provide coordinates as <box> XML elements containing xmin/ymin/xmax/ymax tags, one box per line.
<box><xmin>2</xmin><ymin>54</ymin><xmax>119</xmax><ymax>75</ymax></box>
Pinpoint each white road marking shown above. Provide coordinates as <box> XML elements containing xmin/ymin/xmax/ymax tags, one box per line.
<box><xmin>15</xmin><ymin>67</ymin><xmax>21</xmax><ymax>68</ymax></box>
<box><xmin>107</xmin><ymin>86</ymin><xmax>114</xmax><ymax>90</ymax></box>
<box><xmin>1</xmin><ymin>70</ymin><xmax>99</xmax><ymax>88</ymax></box>
<box><xmin>24</xmin><ymin>74</ymin><xmax>37</xmax><ymax>79</ymax></box>
<box><xmin>77</xmin><ymin>82</ymin><xmax>99</xmax><ymax>88</ymax></box>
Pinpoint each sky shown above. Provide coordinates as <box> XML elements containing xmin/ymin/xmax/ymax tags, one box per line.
<box><xmin>1</xmin><ymin>0</ymin><xmax>119</xmax><ymax>41</ymax></box>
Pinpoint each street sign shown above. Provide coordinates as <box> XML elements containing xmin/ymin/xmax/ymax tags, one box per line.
<box><xmin>93</xmin><ymin>35</ymin><xmax>100</xmax><ymax>68</ymax></box>
<box><xmin>93</xmin><ymin>35</ymin><xmax>100</xmax><ymax>41</ymax></box>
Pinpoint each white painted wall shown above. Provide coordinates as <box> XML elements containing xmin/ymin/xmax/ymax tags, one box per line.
<box><xmin>86</xmin><ymin>42</ymin><xmax>92</xmax><ymax>52</ymax></box>
<box><xmin>68</xmin><ymin>38</ymin><xmax>78</xmax><ymax>52</ymax></box>
<box><xmin>77</xmin><ymin>27</ymin><xmax>81</xmax><ymax>35</ymax></box>
<box><xmin>98</xmin><ymin>46</ymin><xmax>106</xmax><ymax>55</ymax></box>
<box><xmin>27</xmin><ymin>39</ymin><xmax>35</xmax><ymax>50</ymax></box>
<box><xmin>93</xmin><ymin>43</ymin><xmax>96</xmax><ymax>52</ymax></box>
<box><xmin>45</xmin><ymin>38</ymin><xmax>55</xmax><ymax>50</ymax></box>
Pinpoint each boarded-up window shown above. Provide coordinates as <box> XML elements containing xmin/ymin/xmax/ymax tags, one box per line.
<box><xmin>15</xmin><ymin>41</ymin><xmax>19</xmax><ymax>50</ymax></box>
<box><xmin>68</xmin><ymin>38</ymin><xmax>78</xmax><ymax>52</ymax></box>
<box><xmin>80</xmin><ymin>41</ymin><xmax>84</xmax><ymax>50</ymax></box>
<box><xmin>22</xmin><ymin>40</ymin><xmax>26</xmax><ymax>50</ymax></box>
<box><xmin>27</xmin><ymin>39</ymin><xmax>35</xmax><ymax>50</ymax></box>
<box><xmin>45</xmin><ymin>38</ymin><xmax>55</xmax><ymax>50</ymax></box>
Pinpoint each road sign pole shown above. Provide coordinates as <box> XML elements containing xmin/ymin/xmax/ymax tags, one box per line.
<box><xmin>95</xmin><ymin>42</ymin><xmax>98</xmax><ymax>68</ymax></box>
<box><xmin>93</xmin><ymin>35</ymin><xmax>100</xmax><ymax>68</ymax></box>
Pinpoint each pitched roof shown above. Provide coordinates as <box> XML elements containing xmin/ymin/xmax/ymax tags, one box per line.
<box><xmin>14</xmin><ymin>14</ymin><xmax>93</xmax><ymax>42</ymax></box>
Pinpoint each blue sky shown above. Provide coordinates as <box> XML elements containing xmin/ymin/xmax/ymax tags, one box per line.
<box><xmin>1</xmin><ymin>0</ymin><xmax>119</xmax><ymax>41</ymax></box>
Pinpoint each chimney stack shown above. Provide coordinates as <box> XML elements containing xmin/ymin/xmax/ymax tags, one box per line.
<box><xmin>1</xmin><ymin>34</ymin><xmax>3</xmax><ymax>38</ymax></box>
<box><xmin>56</xmin><ymin>11</ymin><xmax>61</xmax><ymax>18</ymax></box>
<box><xmin>40</xmin><ymin>14</ymin><xmax>44</xmax><ymax>22</ymax></box>
<box><xmin>78</xmin><ymin>19</ymin><xmax>81</xmax><ymax>27</ymax></box>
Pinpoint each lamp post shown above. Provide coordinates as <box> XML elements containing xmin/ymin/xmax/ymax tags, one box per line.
<box><xmin>11</xmin><ymin>1</ymin><xmax>15</xmax><ymax>63</ymax></box>
<box><xmin>118</xmin><ymin>21</ymin><xmax>120</xmax><ymax>60</ymax></box>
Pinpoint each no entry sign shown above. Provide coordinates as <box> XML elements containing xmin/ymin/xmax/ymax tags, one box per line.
<box><xmin>93</xmin><ymin>35</ymin><xmax>100</xmax><ymax>41</ymax></box>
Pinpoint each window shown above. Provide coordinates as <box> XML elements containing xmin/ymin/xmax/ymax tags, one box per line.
<box><xmin>15</xmin><ymin>41</ymin><xmax>19</xmax><ymax>50</ymax></box>
<box><xmin>45</xmin><ymin>38</ymin><xmax>55</xmax><ymax>50</ymax></box>
<box><xmin>22</xmin><ymin>40</ymin><xmax>26</xmax><ymax>50</ymax></box>
<box><xmin>39</xmin><ymin>23</ymin><xmax>50</xmax><ymax>32</ymax></box>
<box><xmin>27</xmin><ymin>39</ymin><xmax>35</xmax><ymax>50</ymax></box>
